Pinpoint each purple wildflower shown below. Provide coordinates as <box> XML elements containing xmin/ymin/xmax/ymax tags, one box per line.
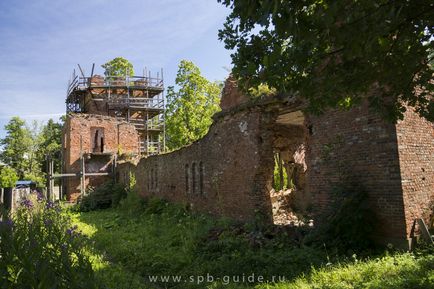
<box><xmin>21</xmin><ymin>199</ymin><xmax>33</xmax><ymax>209</ymax></box>
<box><xmin>45</xmin><ymin>201</ymin><xmax>55</xmax><ymax>210</ymax></box>
<box><xmin>66</xmin><ymin>225</ymin><xmax>80</xmax><ymax>238</ymax></box>
<box><xmin>36</xmin><ymin>191</ymin><xmax>44</xmax><ymax>202</ymax></box>
<box><xmin>45</xmin><ymin>201</ymin><xmax>62</xmax><ymax>212</ymax></box>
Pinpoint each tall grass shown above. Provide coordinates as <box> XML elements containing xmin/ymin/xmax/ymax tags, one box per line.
<box><xmin>70</xmin><ymin>190</ymin><xmax>431</xmax><ymax>289</ymax></box>
<box><xmin>3</xmin><ymin>189</ymin><xmax>431</xmax><ymax>289</ymax></box>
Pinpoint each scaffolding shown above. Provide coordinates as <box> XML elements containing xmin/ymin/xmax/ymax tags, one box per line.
<box><xmin>65</xmin><ymin>64</ymin><xmax>165</xmax><ymax>155</ymax></box>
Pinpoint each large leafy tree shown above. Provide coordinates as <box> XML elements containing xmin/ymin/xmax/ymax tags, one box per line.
<box><xmin>0</xmin><ymin>117</ymin><xmax>32</xmax><ymax>178</ymax></box>
<box><xmin>24</xmin><ymin>121</ymin><xmax>44</xmax><ymax>185</ymax></box>
<box><xmin>165</xmin><ymin>60</ymin><xmax>222</xmax><ymax>150</ymax></box>
<box><xmin>36</xmin><ymin>118</ymin><xmax>63</xmax><ymax>174</ymax></box>
<box><xmin>101</xmin><ymin>57</ymin><xmax>134</xmax><ymax>77</ymax></box>
<box><xmin>218</xmin><ymin>0</ymin><xmax>434</xmax><ymax>122</ymax></box>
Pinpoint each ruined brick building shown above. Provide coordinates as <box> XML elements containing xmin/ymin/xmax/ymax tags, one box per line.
<box><xmin>61</xmin><ymin>65</ymin><xmax>165</xmax><ymax>201</ymax></box>
<box><xmin>62</xmin><ymin>66</ymin><xmax>433</xmax><ymax>248</ymax></box>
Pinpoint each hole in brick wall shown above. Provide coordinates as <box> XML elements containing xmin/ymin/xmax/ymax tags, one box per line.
<box><xmin>271</xmin><ymin>110</ymin><xmax>310</xmax><ymax>226</ymax></box>
<box><xmin>91</xmin><ymin>127</ymin><xmax>105</xmax><ymax>153</ymax></box>
<box><xmin>100</xmin><ymin>136</ymin><xmax>104</xmax><ymax>153</ymax></box>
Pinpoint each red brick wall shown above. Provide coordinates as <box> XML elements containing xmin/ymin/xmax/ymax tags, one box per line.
<box><xmin>116</xmin><ymin>96</ymin><xmax>432</xmax><ymax>247</ymax></box>
<box><xmin>220</xmin><ymin>76</ymin><xmax>249</xmax><ymax>111</ymax></box>
<box><xmin>118</xmin><ymin>107</ymin><xmax>276</xmax><ymax>222</ymax></box>
<box><xmin>62</xmin><ymin>114</ymin><xmax>139</xmax><ymax>201</ymax></box>
<box><xmin>305</xmin><ymin>103</ymin><xmax>434</xmax><ymax>245</ymax></box>
<box><xmin>396</xmin><ymin>107</ymin><xmax>434</xmax><ymax>235</ymax></box>
<box><xmin>305</xmin><ymin>103</ymin><xmax>408</xmax><ymax>242</ymax></box>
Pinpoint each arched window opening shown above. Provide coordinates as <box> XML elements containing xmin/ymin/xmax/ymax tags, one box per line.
<box><xmin>185</xmin><ymin>164</ymin><xmax>189</xmax><ymax>194</ymax></box>
<box><xmin>191</xmin><ymin>162</ymin><xmax>196</xmax><ymax>194</ymax></box>
<box><xmin>199</xmin><ymin>162</ymin><xmax>204</xmax><ymax>194</ymax></box>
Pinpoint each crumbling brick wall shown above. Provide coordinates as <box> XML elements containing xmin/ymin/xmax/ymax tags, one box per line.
<box><xmin>219</xmin><ymin>76</ymin><xmax>249</xmax><ymax>110</ymax></box>
<box><xmin>116</xmin><ymin>78</ymin><xmax>432</xmax><ymax>247</ymax></box>
<box><xmin>62</xmin><ymin>114</ymin><xmax>139</xmax><ymax>201</ymax></box>
<box><xmin>118</xmin><ymin>106</ymin><xmax>276</xmax><ymax>221</ymax></box>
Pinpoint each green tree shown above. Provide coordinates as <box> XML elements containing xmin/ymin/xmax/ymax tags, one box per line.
<box><xmin>0</xmin><ymin>166</ymin><xmax>18</xmax><ymax>188</ymax></box>
<box><xmin>218</xmin><ymin>0</ymin><xmax>434</xmax><ymax>122</ymax></box>
<box><xmin>0</xmin><ymin>117</ymin><xmax>62</xmax><ymax>186</ymax></box>
<box><xmin>165</xmin><ymin>60</ymin><xmax>222</xmax><ymax>150</ymax></box>
<box><xmin>0</xmin><ymin>117</ymin><xmax>32</xmax><ymax>178</ymax></box>
<box><xmin>101</xmin><ymin>57</ymin><xmax>134</xmax><ymax>77</ymax></box>
<box><xmin>25</xmin><ymin>121</ymin><xmax>44</xmax><ymax>185</ymax></box>
<box><xmin>36</xmin><ymin>118</ymin><xmax>63</xmax><ymax>174</ymax></box>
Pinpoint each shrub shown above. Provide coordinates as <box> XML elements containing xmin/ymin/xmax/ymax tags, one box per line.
<box><xmin>308</xmin><ymin>183</ymin><xmax>377</xmax><ymax>253</ymax></box>
<box><xmin>0</xmin><ymin>166</ymin><xmax>18</xmax><ymax>188</ymax></box>
<box><xmin>78</xmin><ymin>181</ymin><xmax>127</xmax><ymax>212</ymax></box>
<box><xmin>117</xmin><ymin>188</ymin><xmax>146</xmax><ymax>216</ymax></box>
<box><xmin>0</xmin><ymin>194</ymin><xmax>97</xmax><ymax>288</ymax></box>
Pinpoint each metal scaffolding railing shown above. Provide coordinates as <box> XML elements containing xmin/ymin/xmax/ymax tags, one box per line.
<box><xmin>107</xmin><ymin>97</ymin><xmax>164</xmax><ymax>110</ymax></box>
<box><xmin>65</xmin><ymin>64</ymin><xmax>166</xmax><ymax>156</ymax></box>
<box><xmin>68</xmin><ymin>75</ymin><xmax>164</xmax><ymax>97</ymax></box>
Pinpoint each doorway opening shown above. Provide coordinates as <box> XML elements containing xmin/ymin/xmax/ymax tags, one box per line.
<box><xmin>269</xmin><ymin>110</ymin><xmax>311</xmax><ymax>226</ymax></box>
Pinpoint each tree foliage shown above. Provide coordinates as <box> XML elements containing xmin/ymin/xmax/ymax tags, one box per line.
<box><xmin>101</xmin><ymin>57</ymin><xmax>134</xmax><ymax>77</ymax></box>
<box><xmin>0</xmin><ymin>117</ymin><xmax>32</xmax><ymax>178</ymax></box>
<box><xmin>0</xmin><ymin>117</ymin><xmax>63</xmax><ymax>185</ymax></box>
<box><xmin>36</xmin><ymin>119</ymin><xmax>63</xmax><ymax>173</ymax></box>
<box><xmin>218</xmin><ymin>0</ymin><xmax>434</xmax><ymax>122</ymax></box>
<box><xmin>165</xmin><ymin>60</ymin><xmax>222</xmax><ymax>150</ymax></box>
<box><xmin>0</xmin><ymin>166</ymin><xmax>18</xmax><ymax>188</ymax></box>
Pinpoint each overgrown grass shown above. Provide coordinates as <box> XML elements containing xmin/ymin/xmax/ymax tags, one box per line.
<box><xmin>73</xmin><ymin>199</ymin><xmax>325</xmax><ymax>288</ymax></box>
<box><xmin>71</xmin><ymin>191</ymin><xmax>434</xmax><ymax>289</ymax></box>
<box><xmin>3</xmin><ymin>189</ymin><xmax>432</xmax><ymax>289</ymax></box>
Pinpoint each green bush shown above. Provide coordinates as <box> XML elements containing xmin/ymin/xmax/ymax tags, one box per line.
<box><xmin>307</xmin><ymin>183</ymin><xmax>377</xmax><ymax>253</ymax></box>
<box><xmin>0</xmin><ymin>166</ymin><xmax>18</xmax><ymax>188</ymax></box>
<box><xmin>0</xmin><ymin>195</ymin><xmax>97</xmax><ymax>289</ymax></box>
<box><xmin>78</xmin><ymin>181</ymin><xmax>127</xmax><ymax>212</ymax></box>
<box><xmin>117</xmin><ymin>188</ymin><xmax>146</xmax><ymax>215</ymax></box>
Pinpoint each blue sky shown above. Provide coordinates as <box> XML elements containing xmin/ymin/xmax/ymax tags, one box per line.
<box><xmin>0</xmin><ymin>0</ymin><xmax>232</xmax><ymax>138</ymax></box>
